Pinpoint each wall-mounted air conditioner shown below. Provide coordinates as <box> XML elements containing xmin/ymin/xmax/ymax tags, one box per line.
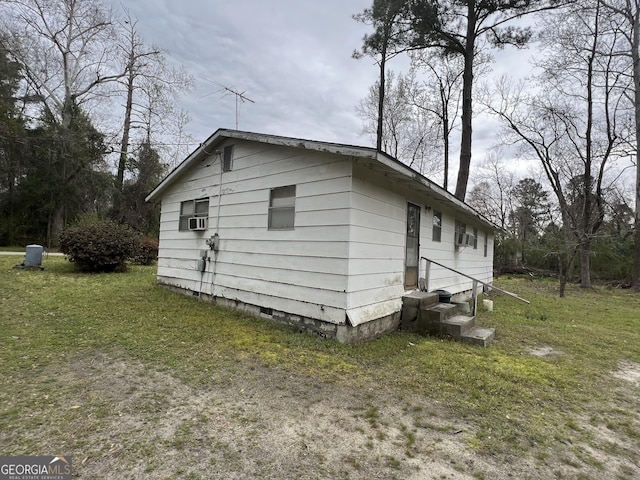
<box><xmin>188</xmin><ymin>217</ymin><xmax>208</xmax><ymax>231</ymax></box>
<box><xmin>455</xmin><ymin>232</ymin><xmax>475</xmax><ymax>247</ymax></box>
<box><xmin>464</xmin><ymin>233</ymin><xmax>476</xmax><ymax>246</ymax></box>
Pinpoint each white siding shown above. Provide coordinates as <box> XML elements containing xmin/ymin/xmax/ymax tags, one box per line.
<box><xmin>345</xmin><ymin>163</ymin><xmax>407</xmax><ymax>326</ymax></box>
<box><xmin>344</xmin><ymin>160</ymin><xmax>495</xmax><ymax>326</ymax></box>
<box><xmin>418</xmin><ymin>201</ymin><xmax>494</xmax><ymax>294</ymax></box>
<box><xmin>156</xmin><ymin>139</ymin><xmax>351</xmax><ymax>324</ymax></box>
<box><xmin>155</xmin><ymin>138</ymin><xmax>495</xmax><ymax>329</ymax></box>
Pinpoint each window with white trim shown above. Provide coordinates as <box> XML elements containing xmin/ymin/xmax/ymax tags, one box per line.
<box><xmin>179</xmin><ymin>198</ymin><xmax>209</xmax><ymax>231</ymax></box>
<box><xmin>268</xmin><ymin>185</ymin><xmax>296</xmax><ymax>230</ymax></box>
<box><xmin>222</xmin><ymin>145</ymin><xmax>234</xmax><ymax>172</ymax></box>
<box><xmin>432</xmin><ymin>210</ymin><xmax>442</xmax><ymax>242</ymax></box>
<box><xmin>454</xmin><ymin>220</ymin><xmax>466</xmax><ymax>247</ymax></box>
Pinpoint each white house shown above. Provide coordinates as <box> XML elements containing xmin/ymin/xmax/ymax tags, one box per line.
<box><xmin>145</xmin><ymin>129</ymin><xmax>498</xmax><ymax>343</ymax></box>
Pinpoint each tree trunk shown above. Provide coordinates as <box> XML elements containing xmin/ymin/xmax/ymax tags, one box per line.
<box><xmin>441</xmin><ymin>85</ymin><xmax>449</xmax><ymax>191</ymax></box>
<box><xmin>113</xmin><ymin>67</ymin><xmax>135</xmax><ymax>221</ymax></box>
<box><xmin>48</xmin><ymin>204</ymin><xmax>65</xmax><ymax>247</ymax></box>
<box><xmin>376</xmin><ymin>49</ymin><xmax>387</xmax><ymax>152</ymax></box>
<box><xmin>579</xmin><ymin>238</ymin><xmax>592</xmax><ymax>288</ymax></box>
<box><xmin>454</xmin><ymin>1</ymin><xmax>476</xmax><ymax>201</ymax></box>
<box><xmin>580</xmin><ymin>0</ymin><xmax>597</xmax><ymax>289</ymax></box>
<box><xmin>558</xmin><ymin>252</ymin><xmax>566</xmax><ymax>298</ymax></box>
<box><xmin>559</xmin><ymin>247</ymin><xmax>578</xmax><ymax>297</ymax></box>
<box><xmin>117</xmin><ymin>71</ymin><xmax>134</xmax><ymax>190</ymax></box>
<box><xmin>632</xmin><ymin>0</ymin><xmax>640</xmax><ymax>291</ymax></box>
<box><xmin>49</xmin><ymin>97</ymin><xmax>74</xmax><ymax>247</ymax></box>
<box><xmin>633</xmin><ymin>213</ymin><xmax>640</xmax><ymax>292</ymax></box>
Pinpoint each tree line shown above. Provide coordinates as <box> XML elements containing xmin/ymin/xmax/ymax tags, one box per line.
<box><xmin>1</xmin><ymin>0</ymin><xmax>638</xmax><ymax>291</ymax></box>
<box><xmin>0</xmin><ymin>0</ymin><xmax>192</xmax><ymax>247</ymax></box>
<box><xmin>353</xmin><ymin>0</ymin><xmax>640</xmax><ymax>291</ymax></box>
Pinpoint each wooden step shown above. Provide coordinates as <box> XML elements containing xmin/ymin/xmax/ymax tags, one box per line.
<box><xmin>461</xmin><ymin>327</ymin><xmax>495</xmax><ymax>347</ymax></box>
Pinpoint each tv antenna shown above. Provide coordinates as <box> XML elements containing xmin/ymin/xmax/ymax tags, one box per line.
<box><xmin>201</xmin><ymin>79</ymin><xmax>255</xmax><ymax>130</ymax></box>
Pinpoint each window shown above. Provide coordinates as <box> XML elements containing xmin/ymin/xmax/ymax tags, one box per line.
<box><xmin>432</xmin><ymin>210</ymin><xmax>442</xmax><ymax>242</ymax></box>
<box><xmin>179</xmin><ymin>198</ymin><xmax>209</xmax><ymax>231</ymax></box>
<box><xmin>454</xmin><ymin>220</ymin><xmax>466</xmax><ymax>247</ymax></box>
<box><xmin>222</xmin><ymin>145</ymin><xmax>234</xmax><ymax>172</ymax></box>
<box><xmin>268</xmin><ymin>185</ymin><xmax>295</xmax><ymax>230</ymax></box>
<box><xmin>473</xmin><ymin>227</ymin><xmax>478</xmax><ymax>249</ymax></box>
<box><xmin>484</xmin><ymin>232</ymin><xmax>488</xmax><ymax>257</ymax></box>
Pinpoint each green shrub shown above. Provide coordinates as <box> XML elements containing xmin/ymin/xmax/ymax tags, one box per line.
<box><xmin>132</xmin><ymin>236</ymin><xmax>159</xmax><ymax>265</ymax></box>
<box><xmin>59</xmin><ymin>220</ymin><xmax>139</xmax><ymax>272</ymax></box>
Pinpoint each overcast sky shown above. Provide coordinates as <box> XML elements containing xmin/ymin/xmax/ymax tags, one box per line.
<box><xmin>114</xmin><ymin>1</ymin><xmax>372</xmax><ymax>143</ymax></box>
<box><xmin>114</xmin><ymin>0</ymin><xmax>536</xmax><ymax>170</ymax></box>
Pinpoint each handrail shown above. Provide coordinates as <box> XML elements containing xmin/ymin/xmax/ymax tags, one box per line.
<box><xmin>420</xmin><ymin>256</ymin><xmax>529</xmax><ymax>315</ymax></box>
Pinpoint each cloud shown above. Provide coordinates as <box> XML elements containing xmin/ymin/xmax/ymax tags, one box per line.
<box><xmin>111</xmin><ymin>0</ymin><xmax>544</xmax><ymax>181</ymax></box>
<box><xmin>114</xmin><ymin>0</ymin><xmax>375</xmax><ymax>147</ymax></box>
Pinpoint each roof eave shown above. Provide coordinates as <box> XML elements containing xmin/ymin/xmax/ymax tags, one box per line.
<box><xmin>145</xmin><ymin>129</ymin><xmax>379</xmax><ymax>203</ymax></box>
<box><xmin>372</xmin><ymin>151</ymin><xmax>500</xmax><ymax>232</ymax></box>
<box><xmin>145</xmin><ymin>129</ymin><xmax>501</xmax><ymax>232</ymax></box>
<box><xmin>145</xmin><ymin>129</ymin><xmax>226</xmax><ymax>203</ymax></box>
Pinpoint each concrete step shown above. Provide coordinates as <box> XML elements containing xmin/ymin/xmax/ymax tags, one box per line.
<box><xmin>403</xmin><ymin>291</ymin><xmax>439</xmax><ymax>309</ymax></box>
<box><xmin>416</xmin><ymin>303</ymin><xmax>458</xmax><ymax>336</ymax></box>
<box><xmin>440</xmin><ymin>315</ymin><xmax>476</xmax><ymax>339</ymax></box>
<box><xmin>461</xmin><ymin>327</ymin><xmax>495</xmax><ymax>347</ymax></box>
<box><xmin>400</xmin><ymin>292</ymin><xmax>439</xmax><ymax>330</ymax></box>
<box><xmin>404</xmin><ymin>296</ymin><xmax>496</xmax><ymax>347</ymax></box>
<box><xmin>421</xmin><ymin>303</ymin><xmax>458</xmax><ymax>322</ymax></box>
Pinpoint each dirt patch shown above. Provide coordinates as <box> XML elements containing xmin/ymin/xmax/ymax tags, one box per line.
<box><xmin>2</xmin><ymin>351</ymin><xmax>639</xmax><ymax>479</ymax></box>
<box><xmin>527</xmin><ymin>345</ymin><xmax>564</xmax><ymax>359</ymax></box>
<box><xmin>35</xmin><ymin>353</ymin><xmax>499</xmax><ymax>479</ymax></box>
<box><xmin>613</xmin><ymin>360</ymin><xmax>640</xmax><ymax>386</ymax></box>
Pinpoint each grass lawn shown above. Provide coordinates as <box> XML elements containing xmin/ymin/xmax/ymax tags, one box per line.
<box><xmin>1</xmin><ymin>256</ymin><xmax>639</xmax><ymax>479</ymax></box>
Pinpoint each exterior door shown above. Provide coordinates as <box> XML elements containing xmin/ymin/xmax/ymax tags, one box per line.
<box><xmin>405</xmin><ymin>203</ymin><xmax>420</xmax><ymax>290</ymax></box>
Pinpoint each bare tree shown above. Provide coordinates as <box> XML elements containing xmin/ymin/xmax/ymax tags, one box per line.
<box><xmin>111</xmin><ymin>8</ymin><xmax>193</xmax><ymax>220</ymax></box>
<box><xmin>357</xmin><ymin>70</ymin><xmax>442</xmax><ymax>177</ymax></box>
<box><xmin>409</xmin><ymin>51</ymin><xmax>464</xmax><ymax>190</ymax></box>
<box><xmin>0</xmin><ymin>0</ymin><xmax>124</xmax><ymax>127</ymax></box>
<box><xmin>0</xmin><ymin>0</ymin><xmax>125</xmax><ymax>242</ymax></box>
<box><xmin>407</xmin><ymin>0</ymin><xmax>565</xmax><ymax>201</ymax></box>
<box><xmin>466</xmin><ymin>150</ymin><xmax>516</xmax><ymax>230</ymax></box>
<box><xmin>163</xmin><ymin>108</ymin><xmax>195</xmax><ymax>170</ymax></box>
<box><xmin>133</xmin><ymin>73</ymin><xmax>193</xmax><ymax>164</ymax></box>
<box><xmin>511</xmin><ymin>177</ymin><xmax>552</xmax><ymax>265</ymax></box>
<box><xmin>467</xmin><ymin>151</ymin><xmax>528</xmax><ymax>270</ymax></box>
<box><xmin>485</xmin><ymin>1</ymin><xmax>630</xmax><ymax>289</ymax></box>
<box><xmin>601</xmin><ymin>0</ymin><xmax>640</xmax><ymax>290</ymax></box>
<box><xmin>114</xmin><ymin>10</ymin><xmax>160</xmax><ymax>193</ymax></box>
<box><xmin>353</xmin><ymin>0</ymin><xmax>414</xmax><ymax>151</ymax></box>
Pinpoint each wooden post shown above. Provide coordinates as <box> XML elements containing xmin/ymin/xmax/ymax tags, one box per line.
<box><xmin>424</xmin><ymin>260</ymin><xmax>431</xmax><ymax>292</ymax></box>
<box><xmin>472</xmin><ymin>280</ymin><xmax>478</xmax><ymax>316</ymax></box>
